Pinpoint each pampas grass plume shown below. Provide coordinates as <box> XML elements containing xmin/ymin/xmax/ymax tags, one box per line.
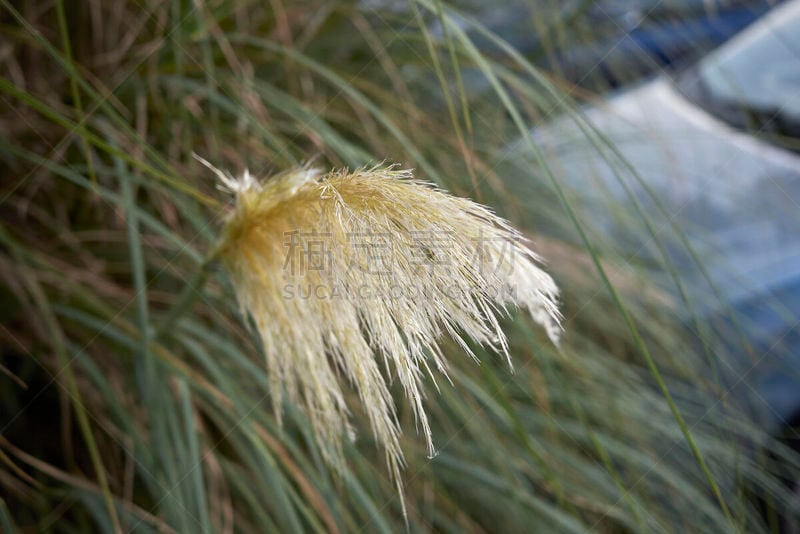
<box><xmin>200</xmin><ymin>158</ymin><xmax>561</xmax><ymax>514</ymax></box>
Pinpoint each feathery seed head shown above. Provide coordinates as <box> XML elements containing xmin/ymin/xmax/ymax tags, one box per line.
<box><xmin>211</xmin><ymin>161</ymin><xmax>561</xmax><ymax>513</ymax></box>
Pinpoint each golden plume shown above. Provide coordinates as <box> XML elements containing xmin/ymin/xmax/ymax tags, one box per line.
<box><xmin>200</xmin><ymin>158</ymin><xmax>561</xmax><ymax>514</ymax></box>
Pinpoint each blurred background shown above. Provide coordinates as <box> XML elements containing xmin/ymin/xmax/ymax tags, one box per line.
<box><xmin>2</xmin><ymin>0</ymin><xmax>800</xmax><ymax>532</ymax></box>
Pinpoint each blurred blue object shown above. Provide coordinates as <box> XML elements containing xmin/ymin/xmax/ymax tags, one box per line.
<box><xmin>559</xmin><ymin>0</ymin><xmax>785</xmax><ymax>86</ymax></box>
<box><xmin>441</xmin><ymin>0</ymin><xmax>784</xmax><ymax>89</ymax></box>
<box><xmin>506</xmin><ymin>0</ymin><xmax>800</xmax><ymax>430</ymax></box>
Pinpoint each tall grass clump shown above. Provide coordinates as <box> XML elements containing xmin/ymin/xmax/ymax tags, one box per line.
<box><xmin>1</xmin><ymin>0</ymin><xmax>798</xmax><ymax>532</ymax></box>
